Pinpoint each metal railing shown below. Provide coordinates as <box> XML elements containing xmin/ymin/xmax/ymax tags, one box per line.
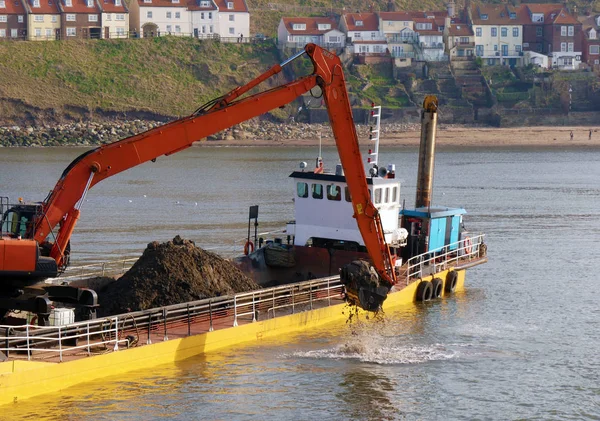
<box><xmin>400</xmin><ymin>234</ymin><xmax>486</xmax><ymax>285</ymax></box>
<box><xmin>0</xmin><ymin>276</ymin><xmax>344</xmax><ymax>361</ymax></box>
<box><xmin>56</xmin><ymin>258</ymin><xmax>139</xmax><ymax>282</ymax></box>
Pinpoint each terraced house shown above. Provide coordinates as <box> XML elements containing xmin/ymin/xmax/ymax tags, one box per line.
<box><xmin>57</xmin><ymin>0</ymin><xmax>102</xmax><ymax>39</ymax></box>
<box><xmin>100</xmin><ymin>0</ymin><xmax>128</xmax><ymax>38</ymax></box>
<box><xmin>277</xmin><ymin>17</ymin><xmax>344</xmax><ymax>49</ymax></box>
<box><xmin>129</xmin><ymin>0</ymin><xmax>190</xmax><ymax>37</ymax></box>
<box><xmin>468</xmin><ymin>3</ymin><xmax>527</xmax><ymax>66</ymax></box>
<box><xmin>24</xmin><ymin>0</ymin><xmax>60</xmax><ymax>40</ymax></box>
<box><xmin>579</xmin><ymin>14</ymin><xmax>600</xmax><ymax>69</ymax></box>
<box><xmin>0</xmin><ymin>0</ymin><xmax>27</xmax><ymax>40</ymax></box>
<box><xmin>339</xmin><ymin>12</ymin><xmax>386</xmax><ymax>55</ymax></box>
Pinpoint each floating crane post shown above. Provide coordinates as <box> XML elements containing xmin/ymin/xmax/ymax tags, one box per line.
<box><xmin>415</xmin><ymin>96</ymin><xmax>439</xmax><ymax>209</ymax></box>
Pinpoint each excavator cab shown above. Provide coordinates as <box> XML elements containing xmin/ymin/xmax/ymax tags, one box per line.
<box><xmin>0</xmin><ymin>197</ymin><xmax>41</xmax><ymax>240</ymax></box>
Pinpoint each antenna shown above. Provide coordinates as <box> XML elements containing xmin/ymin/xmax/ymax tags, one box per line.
<box><xmin>367</xmin><ymin>103</ymin><xmax>381</xmax><ymax>172</ymax></box>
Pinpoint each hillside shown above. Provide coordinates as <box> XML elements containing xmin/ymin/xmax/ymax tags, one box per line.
<box><xmin>0</xmin><ymin>37</ymin><xmax>288</xmax><ymax>126</ymax></box>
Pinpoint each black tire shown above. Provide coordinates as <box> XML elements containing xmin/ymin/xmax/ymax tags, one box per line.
<box><xmin>445</xmin><ymin>271</ymin><xmax>458</xmax><ymax>293</ymax></box>
<box><xmin>431</xmin><ymin>278</ymin><xmax>443</xmax><ymax>299</ymax></box>
<box><xmin>416</xmin><ymin>281</ymin><xmax>433</xmax><ymax>302</ymax></box>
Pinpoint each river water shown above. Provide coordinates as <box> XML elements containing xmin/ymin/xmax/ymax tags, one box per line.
<box><xmin>1</xmin><ymin>145</ymin><xmax>599</xmax><ymax>420</ymax></box>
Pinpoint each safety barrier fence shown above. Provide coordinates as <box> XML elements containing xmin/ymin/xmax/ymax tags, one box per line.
<box><xmin>0</xmin><ymin>276</ymin><xmax>343</xmax><ymax>362</ymax></box>
<box><xmin>401</xmin><ymin>234</ymin><xmax>486</xmax><ymax>285</ymax></box>
<box><xmin>57</xmin><ymin>258</ymin><xmax>139</xmax><ymax>282</ymax></box>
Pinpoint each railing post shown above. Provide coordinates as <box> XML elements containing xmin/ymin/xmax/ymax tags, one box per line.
<box><xmin>86</xmin><ymin>321</ymin><xmax>91</xmax><ymax>356</ymax></box>
<box><xmin>328</xmin><ymin>279</ymin><xmax>331</xmax><ymax>306</ymax></box>
<box><xmin>25</xmin><ymin>325</ymin><xmax>30</xmax><ymax>361</ymax></box>
<box><xmin>272</xmin><ymin>289</ymin><xmax>276</xmax><ymax>318</ymax></box>
<box><xmin>252</xmin><ymin>294</ymin><xmax>256</xmax><ymax>322</ymax></box>
<box><xmin>187</xmin><ymin>304</ymin><xmax>191</xmax><ymax>336</ymax></box>
<box><xmin>58</xmin><ymin>326</ymin><xmax>63</xmax><ymax>362</ymax></box>
<box><xmin>114</xmin><ymin>316</ymin><xmax>119</xmax><ymax>351</ymax></box>
<box><xmin>310</xmin><ymin>282</ymin><xmax>313</xmax><ymax>310</ymax></box>
<box><xmin>233</xmin><ymin>296</ymin><xmax>238</xmax><ymax>327</ymax></box>
<box><xmin>209</xmin><ymin>300</ymin><xmax>214</xmax><ymax>332</ymax></box>
<box><xmin>163</xmin><ymin>309</ymin><xmax>168</xmax><ymax>341</ymax></box>
<box><xmin>147</xmin><ymin>313</ymin><xmax>152</xmax><ymax>345</ymax></box>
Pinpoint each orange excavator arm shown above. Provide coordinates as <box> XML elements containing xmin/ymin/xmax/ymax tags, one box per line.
<box><xmin>28</xmin><ymin>43</ymin><xmax>395</xmax><ymax>299</ymax></box>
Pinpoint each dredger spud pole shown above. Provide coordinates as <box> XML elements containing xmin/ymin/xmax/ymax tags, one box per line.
<box><xmin>415</xmin><ymin>95</ymin><xmax>439</xmax><ymax>209</ymax></box>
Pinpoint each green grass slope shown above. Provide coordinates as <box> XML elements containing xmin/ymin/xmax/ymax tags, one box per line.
<box><xmin>0</xmin><ymin>37</ymin><xmax>283</xmax><ymax>125</ymax></box>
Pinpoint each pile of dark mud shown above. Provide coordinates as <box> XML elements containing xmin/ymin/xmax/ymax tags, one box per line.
<box><xmin>95</xmin><ymin>236</ymin><xmax>259</xmax><ymax>316</ymax></box>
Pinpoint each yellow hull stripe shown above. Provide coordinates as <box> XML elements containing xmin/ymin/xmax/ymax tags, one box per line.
<box><xmin>0</xmin><ymin>269</ymin><xmax>465</xmax><ymax>406</ymax></box>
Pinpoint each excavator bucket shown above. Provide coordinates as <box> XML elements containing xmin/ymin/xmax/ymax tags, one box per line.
<box><xmin>340</xmin><ymin>260</ymin><xmax>390</xmax><ymax>312</ymax></box>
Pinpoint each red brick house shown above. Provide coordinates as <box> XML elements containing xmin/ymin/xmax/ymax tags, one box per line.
<box><xmin>579</xmin><ymin>14</ymin><xmax>600</xmax><ymax>69</ymax></box>
<box><xmin>0</xmin><ymin>0</ymin><xmax>27</xmax><ymax>40</ymax></box>
<box><xmin>57</xmin><ymin>0</ymin><xmax>102</xmax><ymax>39</ymax></box>
<box><xmin>522</xmin><ymin>5</ymin><xmax>582</xmax><ymax>69</ymax></box>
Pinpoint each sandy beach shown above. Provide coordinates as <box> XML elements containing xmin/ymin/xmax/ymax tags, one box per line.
<box><xmin>197</xmin><ymin>126</ymin><xmax>600</xmax><ymax>148</ymax></box>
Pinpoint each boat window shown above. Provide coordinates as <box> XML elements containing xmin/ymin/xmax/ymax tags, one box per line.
<box><xmin>392</xmin><ymin>186</ymin><xmax>398</xmax><ymax>203</ymax></box>
<box><xmin>384</xmin><ymin>187</ymin><xmax>390</xmax><ymax>203</ymax></box>
<box><xmin>374</xmin><ymin>188</ymin><xmax>382</xmax><ymax>204</ymax></box>
<box><xmin>344</xmin><ymin>187</ymin><xmax>352</xmax><ymax>202</ymax></box>
<box><xmin>297</xmin><ymin>182</ymin><xmax>308</xmax><ymax>198</ymax></box>
<box><xmin>327</xmin><ymin>185</ymin><xmax>341</xmax><ymax>201</ymax></box>
<box><xmin>311</xmin><ymin>183</ymin><xmax>323</xmax><ymax>199</ymax></box>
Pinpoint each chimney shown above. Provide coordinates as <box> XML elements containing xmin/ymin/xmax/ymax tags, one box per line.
<box><xmin>446</xmin><ymin>0</ymin><xmax>455</xmax><ymax>18</ymax></box>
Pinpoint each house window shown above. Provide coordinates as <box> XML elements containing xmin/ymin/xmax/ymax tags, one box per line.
<box><xmin>536</xmin><ymin>27</ymin><xmax>542</xmax><ymax>37</ymax></box>
<box><xmin>209</xmin><ymin>25</ymin><xmax>213</xmax><ymax>32</ymax></box>
<box><xmin>175</xmin><ymin>25</ymin><xmax>180</xmax><ymax>32</ymax></box>
<box><xmin>52</xmin><ymin>15</ymin><xmax>57</xmax><ymax>22</ymax></box>
<box><xmin>590</xmin><ymin>45</ymin><xmax>600</xmax><ymax>54</ymax></box>
<box><xmin>208</xmin><ymin>12</ymin><xmax>211</xmax><ymax>18</ymax></box>
<box><xmin>480</xmin><ymin>13</ymin><xmax>488</xmax><ymax>20</ymax></box>
<box><xmin>317</xmin><ymin>23</ymin><xmax>330</xmax><ymax>30</ymax></box>
<box><xmin>460</xmin><ymin>36</ymin><xmax>468</xmax><ymax>43</ymax></box>
<box><xmin>515</xmin><ymin>44</ymin><xmax>521</xmax><ymax>52</ymax></box>
<box><xmin>292</xmin><ymin>23</ymin><xmax>305</xmax><ymax>30</ymax></box>
<box><xmin>512</xmin><ymin>27</ymin><xmax>518</xmax><ymax>37</ymax></box>
<box><xmin>166</xmin><ymin>24</ymin><xmax>171</xmax><ymax>31</ymax></box>
<box><xmin>106</xmin><ymin>13</ymin><xmax>111</xmax><ymax>20</ymax></box>
<box><xmin>33</xmin><ymin>0</ymin><xmax>39</xmax><ymax>6</ymax></box>
<box><xmin>501</xmin><ymin>27</ymin><xmax>507</xmax><ymax>37</ymax></box>
<box><xmin>86</xmin><ymin>0</ymin><xmax>92</xmax><ymax>6</ymax></box>
<box><xmin>532</xmin><ymin>13</ymin><xmax>543</xmax><ymax>22</ymax></box>
<box><xmin>175</xmin><ymin>12</ymin><xmax>180</xmax><ymax>18</ymax></box>
<box><xmin>403</xmin><ymin>21</ymin><xmax>409</xmax><ymax>27</ymax></box>
<box><xmin>561</xmin><ymin>26</ymin><xmax>566</xmax><ymax>36</ymax></box>
<box><xmin>568</xmin><ymin>26</ymin><xmax>574</xmax><ymax>36</ymax></box>
<box><xmin>147</xmin><ymin>11</ymin><xmax>152</xmax><ymax>18</ymax></box>
<box><xmin>200</xmin><ymin>0</ymin><xmax>209</xmax><ymax>5</ymax></box>
<box><xmin>18</xmin><ymin>14</ymin><xmax>23</xmax><ymax>22</ymax></box>
<box><xmin>116</xmin><ymin>14</ymin><xmax>124</xmax><ymax>20</ymax></box>
<box><xmin>312</xmin><ymin>184</ymin><xmax>323</xmax><ymax>199</ymax></box>
<box><xmin>229</xmin><ymin>14</ymin><xmax>233</xmax><ymax>21</ymax></box>
<box><xmin>200</xmin><ymin>12</ymin><xmax>203</xmax><ymax>19</ymax></box>
<box><xmin>45</xmin><ymin>28</ymin><xmax>52</xmax><ymax>37</ymax></box>
<box><xmin>0</xmin><ymin>29</ymin><xmax>5</xmax><ymax>37</ymax></box>
<box><xmin>568</xmin><ymin>42</ymin><xmax>573</xmax><ymax>52</ymax></box>
<box><xmin>201</xmin><ymin>25</ymin><xmax>205</xmax><ymax>33</ymax></box>
<box><xmin>491</xmin><ymin>27</ymin><xmax>497</xmax><ymax>37</ymax></box>
<box><xmin>34</xmin><ymin>14</ymin><xmax>43</xmax><ymax>21</ymax></box>
<box><xmin>66</xmin><ymin>13</ymin><xmax>75</xmax><ymax>21</ymax></box>
<box><xmin>476</xmin><ymin>27</ymin><xmax>481</xmax><ymax>37</ymax></box>
<box><xmin>66</xmin><ymin>0</ymin><xmax>72</xmax><ymax>5</ymax></box>
<box><xmin>356</xmin><ymin>20</ymin><xmax>363</xmax><ymax>26</ymax></box>
<box><xmin>227</xmin><ymin>1</ymin><xmax>232</xmax><ymax>8</ymax></box>
<box><xmin>229</xmin><ymin>27</ymin><xmax>234</xmax><ymax>34</ymax></box>
<box><xmin>0</xmin><ymin>14</ymin><xmax>5</xmax><ymax>21</ymax></box>
<box><xmin>88</xmin><ymin>14</ymin><xmax>98</xmax><ymax>21</ymax></box>
<box><xmin>11</xmin><ymin>28</ymin><xmax>17</xmax><ymax>37</ymax></box>
<box><xmin>0</xmin><ymin>0</ymin><xmax>4</xmax><ymax>7</ymax></box>
<box><xmin>415</xmin><ymin>23</ymin><xmax>432</xmax><ymax>30</ymax></box>
<box><xmin>561</xmin><ymin>42</ymin><xmax>566</xmax><ymax>52</ymax></box>
<box><xmin>35</xmin><ymin>28</ymin><xmax>41</xmax><ymax>36</ymax></box>
<box><xmin>329</xmin><ymin>35</ymin><xmax>340</xmax><ymax>43</ymax></box>
<box><xmin>66</xmin><ymin>27</ymin><xmax>76</xmax><ymax>36</ymax></box>
<box><xmin>354</xmin><ymin>32</ymin><xmax>360</xmax><ymax>38</ymax></box>
<box><xmin>166</xmin><ymin>11</ymin><xmax>171</xmax><ymax>18</ymax></box>
<box><xmin>115</xmin><ymin>0</ymin><xmax>120</xmax><ymax>5</ymax></box>
<box><xmin>371</xmin><ymin>32</ymin><xmax>377</xmax><ymax>39</ymax></box>
<box><xmin>144</xmin><ymin>0</ymin><xmax>151</xmax><ymax>3</ymax></box>
<box><xmin>595</xmin><ymin>59</ymin><xmax>600</xmax><ymax>64</ymax></box>
<box><xmin>116</xmin><ymin>27</ymin><xmax>124</xmax><ymax>36</ymax></box>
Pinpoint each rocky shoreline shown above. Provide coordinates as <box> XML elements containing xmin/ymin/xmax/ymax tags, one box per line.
<box><xmin>0</xmin><ymin>120</ymin><xmax>426</xmax><ymax>147</ymax></box>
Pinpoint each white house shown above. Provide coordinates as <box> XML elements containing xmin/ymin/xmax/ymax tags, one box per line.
<box><xmin>188</xmin><ymin>0</ymin><xmax>217</xmax><ymax>38</ymax></box>
<box><xmin>277</xmin><ymin>17</ymin><xmax>345</xmax><ymax>49</ymax></box>
<box><xmin>133</xmin><ymin>0</ymin><xmax>191</xmax><ymax>37</ymax></box>
<box><xmin>101</xmin><ymin>0</ymin><xmax>128</xmax><ymax>38</ymax></box>
<box><xmin>211</xmin><ymin>0</ymin><xmax>248</xmax><ymax>39</ymax></box>
<box><xmin>339</xmin><ymin>12</ymin><xmax>386</xmax><ymax>54</ymax></box>
<box><xmin>412</xmin><ymin>14</ymin><xmax>447</xmax><ymax>61</ymax></box>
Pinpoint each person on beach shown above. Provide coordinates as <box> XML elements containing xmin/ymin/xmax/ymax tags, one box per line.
<box><xmin>570</xmin><ymin>131</ymin><xmax>573</xmax><ymax>141</ymax></box>
<box><xmin>589</xmin><ymin>129</ymin><xmax>593</xmax><ymax>140</ymax></box>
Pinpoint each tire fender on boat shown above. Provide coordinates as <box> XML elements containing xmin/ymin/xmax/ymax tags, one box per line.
<box><xmin>416</xmin><ymin>280</ymin><xmax>433</xmax><ymax>302</ymax></box>
<box><xmin>445</xmin><ymin>271</ymin><xmax>458</xmax><ymax>293</ymax></box>
<box><xmin>243</xmin><ymin>240</ymin><xmax>254</xmax><ymax>255</ymax></box>
<box><xmin>431</xmin><ymin>278</ymin><xmax>443</xmax><ymax>299</ymax></box>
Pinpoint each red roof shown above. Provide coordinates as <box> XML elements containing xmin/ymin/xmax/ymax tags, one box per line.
<box><xmin>282</xmin><ymin>17</ymin><xmax>339</xmax><ymax>35</ymax></box>
<box><xmin>342</xmin><ymin>12</ymin><xmax>378</xmax><ymax>31</ymax></box>
<box><xmin>213</xmin><ymin>0</ymin><xmax>247</xmax><ymax>13</ymax></box>
<box><xmin>448</xmin><ymin>22</ymin><xmax>473</xmax><ymax>36</ymax></box>
<box><xmin>0</xmin><ymin>0</ymin><xmax>25</xmax><ymax>13</ymax></box>
<box><xmin>24</xmin><ymin>0</ymin><xmax>60</xmax><ymax>14</ymax></box>
<box><xmin>470</xmin><ymin>4</ymin><xmax>530</xmax><ymax>25</ymax></box>
<box><xmin>101</xmin><ymin>0</ymin><xmax>126</xmax><ymax>13</ymax></box>
<box><xmin>353</xmin><ymin>40</ymin><xmax>387</xmax><ymax>44</ymax></box>
<box><xmin>378</xmin><ymin>11</ymin><xmax>413</xmax><ymax>21</ymax></box>
<box><xmin>186</xmin><ymin>0</ymin><xmax>216</xmax><ymax>12</ymax></box>
<box><xmin>60</xmin><ymin>0</ymin><xmax>101</xmax><ymax>14</ymax></box>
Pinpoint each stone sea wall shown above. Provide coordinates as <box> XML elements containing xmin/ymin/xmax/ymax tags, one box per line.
<box><xmin>0</xmin><ymin>120</ymin><xmax>424</xmax><ymax>147</ymax></box>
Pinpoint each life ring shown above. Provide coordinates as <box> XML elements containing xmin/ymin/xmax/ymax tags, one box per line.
<box><xmin>243</xmin><ymin>240</ymin><xmax>254</xmax><ymax>255</ymax></box>
<box><xmin>431</xmin><ymin>278</ymin><xmax>443</xmax><ymax>299</ymax></box>
<box><xmin>30</xmin><ymin>315</ymin><xmax>38</xmax><ymax>326</ymax></box>
<box><xmin>464</xmin><ymin>236</ymin><xmax>472</xmax><ymax>254</ymax></box>
<box><xmin>416</xmin><ymin>281</ymin><xmax>433</xmax><ymax>302</ymax></box>
<box><xmin>445</xmin><ymin>271</ymin><xmax>458</xmax><ymax>293</ymax></box>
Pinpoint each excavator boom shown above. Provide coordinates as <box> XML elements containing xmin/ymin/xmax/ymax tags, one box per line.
<box><xmin>2</xmin><ymin>44</ymin><xmax>395</xmax><ymax>312</ymax></box>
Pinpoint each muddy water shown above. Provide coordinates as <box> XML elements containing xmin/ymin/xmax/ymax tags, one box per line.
<box><xmin>1</xmin><ymin>146</ymin><xmax>599</xmax><ymax>420</ymax></box>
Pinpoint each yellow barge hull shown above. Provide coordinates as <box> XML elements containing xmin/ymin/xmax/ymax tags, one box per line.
<box><xmin>0</xmin><ymin>269</ymin><xmax>465</xmax><ymax>406</ymax></box>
